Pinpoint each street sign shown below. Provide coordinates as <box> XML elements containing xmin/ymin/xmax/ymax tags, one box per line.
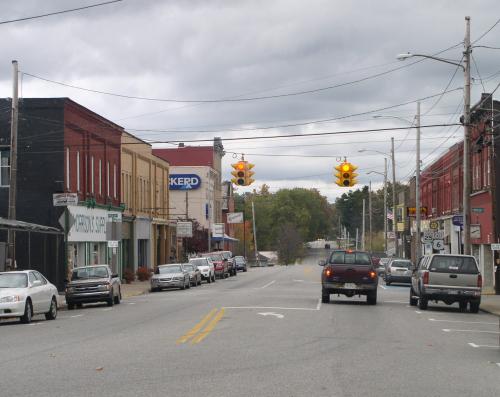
<box><xmin>421</xmin><ymin>235</ymin><xmax>433</xmax><ymax>244</ymax></box>
<box><xmin>107</xmin><ymin>212</ymin><xmax>122</xmax><ymax>222</ymax></box>
<box><xmin>472</xmin><ymin>207</ymin><xmax>484</xmax><ymax>213</ymax></box>
<box><xmin>53</xmin><ymin>193</ymin><xmax>78</xmax><ymax>207</ymax></box>
<box><xmin>432</xmin><ymin>239</ymin><xmax>444</xmax><ymax>250</ymax></box>
<box><xmin>452</xmin><ymin>215</ymin><xmax>463</xmax><ymax>227</ymax></box>
<box><xmin>387</xmin><ymin>231</ymin><xmax>395</xmax><ymax>239</ymax></box>
<box><xmin>491</xmin><ymin>243</ymin><xmax>500</xmax><ymax>251</ymax></box>
<box><xmin>212</xmin><ymin>223</ymin><xmax>224</xmax><ymax>238</ymax></box>
<box><xmin>227</xmin><ymin>212</ymin><xmax>243</xmax><ymax>224</ymax></box>
<box><xmin>407</xmin><ymin>206</ymin><xmax>428</xmax><ymax>217</ymax></box>
<box><xmin>169</xmin><ymin>174</ymin><xmax>201</xmax><ymax>190</ymax></box>
<box><xmin>429</xmin><ymin>221</ymin><xmax>439</xmax><ymax>230</ymax></box>
<box><xmin>176</xmin><ymin>221</ymin><xmax>193</xmax><ymax>238</ymax></box>
<box><xmin>107</xmin><ymin>240</ymin><xmax>119</xmax><ymax>248</ymax></box>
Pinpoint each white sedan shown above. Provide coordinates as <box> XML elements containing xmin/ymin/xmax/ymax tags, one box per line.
<box><xmin>0</xmin><ymin>270</ymin><xmax>58</xmax><ymax>324</ymax></box>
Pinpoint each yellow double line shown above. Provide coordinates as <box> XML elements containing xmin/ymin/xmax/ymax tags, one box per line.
<box><xmin>176</xmin><ymin>308</ymin><xmax>225</xmax><ymax>345</ymax></box>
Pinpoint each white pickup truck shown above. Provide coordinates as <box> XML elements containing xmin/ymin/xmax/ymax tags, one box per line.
<box><xmin>409</xmin><ymin>254</ymin><xmax>482</xmax><ymax>313</ymax></box>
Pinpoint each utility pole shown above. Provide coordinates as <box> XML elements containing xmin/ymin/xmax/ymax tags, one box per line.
<box><xmin>462</xmin><ymin>16</ymin><xmax>472</xmax><ymax>255</ymax></box>
<box><xmin>415</xmin><ymin>101</ymin><xmax>422</xmax><ymax>260</ymax></box>
<box><xmin>251</xmin><ymin>200</ymin><xmax>259</xmax><ymax>265</ymax></box>
<box><xmin>355</xmin><ymin>228</ymin><xmax>359</xmax><ymax>250</ymax></box>
<box><xmin>383</xmin><ymin>157</ymin><xmax>388</xmax><ymax>256</ymax></box>
<box><xmin>362</xmin><ymin>199</ymin><xmax>366</xmax><ymax>251</ymax></box>
<box><xmin>391</xmin><ymin>137</ymin><xmax>398</xmax><ymax>256</ymax></box>
<box><xmin>207</xmin><ymin>202</ymin><xmax>211</xmax><ymax>252</ymax></box>
<box><xmin>369</xmin><ymin>181</ymin><xmax>373</xmax><ymax>253</ymax></box>
<box><xmin>7</xmin><ymin>60</ymin><xmax>19</xmax><ymax>269</ymax></box>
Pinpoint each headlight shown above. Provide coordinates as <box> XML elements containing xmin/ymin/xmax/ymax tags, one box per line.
<box><xmin>98</xmin><ymin>283</ymin><xmax>111</xmax><ymax>291</ymax></box>
<box><xmin>0</xmin><ymin>295</ymin><xmax>21</xmax><ymax>303</ymax></box>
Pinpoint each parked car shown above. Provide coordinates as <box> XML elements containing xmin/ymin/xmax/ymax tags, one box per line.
<box><xmin>234</xmin><ymin>256</ymin><xmax>248</xmax><ymax>272</ymax></box>
<box><xmin>189</xmin><ymin>257</ymin><xmax>215</xmax><ymax>283</ymax></box>
<box><xmin>220</xmin><ymin>251</ymin><xmax>237</xmax><ymax>276</ymax></box>
<box><xmin>319</xmin><ymin>250</ymin><xmax>378</xmax><ymax>305</ymax></box>
<box><xmin>0</xmin><ymin>270</ymin><xmax>58</xmax><ymax>324</ymax></box>
<box><xmin>65</xmin><ymin>265</ymin><xmax>121</xmax><ymax>309</ymax></box>
<box><xmin>151</xmin><ymin>264</ymin><xmax>190</xmax><ymax>291</ymax></box>
<box><xmin>385</xmin><ymin>259</ymin><xmax>413</xmax><ymax>285</ymax></box>
<box><xmin>201</xmin><ymin>252</ymin><xmax>229</xmax><ymax>279</ymax></box>
<box><xmin>410</xmin><ymin>254</ymin><xmax>482</xmax><ymax>312</ymax></box>
<box><xmin>183</xmin><ymin>263</ymin><xmax>202</xmax><ymax>287</ymax></box>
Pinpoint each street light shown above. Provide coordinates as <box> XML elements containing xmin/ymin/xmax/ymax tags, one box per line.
<box><xmin>397</xmin><ymin>16</ymin><xmax>471</xmax><ymax>255</ymax></box>
<box><xmin>359</xmin><ymin>144</ymin><xmax>397</xmax><ymax>256</ymax></box>
<box><xmin>368</xmin><ymin>165</ymin><xmax>387</xmax><ymax>255</ymax></box>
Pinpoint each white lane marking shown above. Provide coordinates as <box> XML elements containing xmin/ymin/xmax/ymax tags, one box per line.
<box><xmin>430</xmin><ymin>318</ymin><xmax>497</xmax><ymax>325</ymax></box>
<box><xmin>497</xmin><ymin>363</ymin><xmax>500</xmax><ymax>368</ymax></box>
<box><xmin>293</xmin><ymin>279</ymin><xmax>304</xmax><ymax>282</ymax></box>
<box><xmin>101</xmin><ymin>308</ymin><xmax>113</xmax><ymax>312</ymax></box>
<box><xmin>442</xmin><ymin>328</ymin><xmax>500</xmax><ymax>334</ymax></box>
<box><xmin>258</xmin><ymin>312</ymin><xmax>284</xmax><ymax>319</ymax></box>
<box><xmin>224</xmin><ymin>306</ymin><xmax>318</xmax><ymax>311</ymax></box>
<box><xmin>415</xmin><ymin>311</ymin><xmax>422</xmax><ymax>314</ymax></box>
<box><xmin>468</xmin><ymin>342</ymin><xmax>499</xmax><ymax>349</ymax></box>
<box><xmin>127</xmin><ymin>303</ymin><xmax>136</xmax><ymax>305</ymax></box>
<box><xmin>379</xmin><ymin>285</ymin><xmax>387</xmax><ymax>290</ymax></box>
<box><xmin>316</xmin><ymin>298</ymin><xmax>322</xmax><ymax>311</ymax></box>
<box><xmin>256</xmin><ymin>280</ymin><xmax>276</xmax><ymax>289</ymax></box>
<box><xmin>70</xmin><ymin>314</ymin><xmax>84</xmax><ymax>318</ymax></box>
<box><xmin>384</xmin><ymin>300</ymin><xmax>407</xmax><ymax>303</ymax></box>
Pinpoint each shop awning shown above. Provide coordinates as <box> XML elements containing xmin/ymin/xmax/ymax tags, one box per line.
<box><xmin>0</xmin><ymin>217</ymin><xmax>63</xmax><ymax>235</ymax></box>
<box><xmin>211</xmin><ymin>234</ymin><xmax>239</xmax><ymax>242</ymax></box>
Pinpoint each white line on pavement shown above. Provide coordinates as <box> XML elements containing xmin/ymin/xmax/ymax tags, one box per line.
<box><xmin>415</xmin><ymin>311</ymin><xmax>422</xmax><ymax>314</ymax></box>
<box><xmin>430</xmin><ymin>318</ymin><xmax>498</xmax><ymax>325</ymax></box>
<box><xmin>384</xmin><ymin>300</ymin><xmax>408</xmax><ymax>303</ymax></box>
<box><xmin>468</xmin><ymin>342</ymin><xmax>499</xmax><ymax>349</ymax></box>
<box><xmin>101</xmin><ymin>308</ymin><xmax>113</xmax><ymax>312</ymax></box>
<box><xmin>379</xmin><ymin>285</ymin><xmax>387</xmax><ymax>290</ymax></box>
<box><xmin>443</xmin><ymin>328</ymin><xmax>500</xmax><ymax>334</ymax></box>
<box><xmin>224</xmin><ymin>306</ymin><xmax>318</xmax><ymax>311</ymax></box>
<box><xmin>497</xmin><ymin>363</ymin><xmax>500</xmax><ymax>368</ymax></box>
<box><xmin>293</xmin><ymin>279</ymin><xmax>304</xmax><ymax>282</ymax></box>
<box><xmin>316</xmin><ymin>298</ymin><xmax>322</xmax><ymax>311</ymax></box>
<box><xmin>256</xmin><ymin>280</ymin><xmax>276</xmax><ymax>289</ymax></box>
<box><xmin>127</xmin><ymin>303</ymin><xmax>136</xmax><ymax>305</ymax></box>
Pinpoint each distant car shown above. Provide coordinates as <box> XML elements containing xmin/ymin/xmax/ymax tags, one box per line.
<box><xmin>151</xmin><ymin>264</ymin><xmax>190</xmax><ymax>292</ymax></box>
<box><xmin>410</xmin><ymin>254</ymin><xmax>482</xmax><ymax>312</ymax></box>
<box><xmin>189</xmin><ymin>257</ymin><xmax>215</xmax><ymax>283</ymax></box>
<box><xmin>65</xmin><ymin>265</ymin><xmax>121</xmax><ymax>309</ymax></box>
<box><xmin>201</xmin><ymin>253</ymin><xmax>229</xmax><ymax>279</ymax></box>
<box><xmin>371</xmin><ymin>256</ymin><xmax>381</xmax><ymax>266</ymax></box>
<box><xmin>385</xmin><ymin>259</ymin><xmax>413</xmax><ymax>285</ymax></box>
<box><xmin>234</xmin><ymin>256</ymin><xmax>247</xmax><ymax>272</ymax></box>
<box><xmin>183</xmin><ymin>263</ymin><xmax>202</xmax><ymax>287</ymax></box>
<box><xmin>220</xmin><ymin>251</ymin><xmax>237</xmax><ymax>276</ymax></box>
<box><xmin>0</xmin><ymin>270</ymin><xmax>58</xmax><ymax>324</ymax></box>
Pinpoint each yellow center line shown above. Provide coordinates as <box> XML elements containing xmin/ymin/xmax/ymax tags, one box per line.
<box><xmin>190</xmin><ymin>308</ymin><xmax>225</xmax><ymax>345</ymax></box>
<box><xmin>176</xmin><ymin>308</ymin><xmax>218</xmax><ymax>344</ymax></box>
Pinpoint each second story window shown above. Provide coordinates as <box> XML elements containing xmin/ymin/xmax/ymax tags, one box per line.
<box><xmin>0</xmin><ymin>149</ymin><xmax>10</xmax><ymax>187</ymax></box>
<box><xmin>66</xmin><ymin>147</ymin><xmax>70</xmax><ymax>190</ymax></box>
<box><xmin>107</xmin><ymin>161</ymin><xmax>110</xmax><ymax>197</ymax></box>
<box><xmin>99</xmin><ymin>159</ymin><xmax>102</xmax><ymax>195</ymax></box>
<box><xmin>91</xmin><ymin>156</ymin><xmax>95</xmax><ymax>194</ymax></box>
<box><xmin>76</xmin><ymin>151</ymin><xmax>80</xmax><ymax>192</ymax></box>
<box><xmin>114</xmin><ymin>164</ymin><xmax>117</xmax><ymax>198</ymax></box>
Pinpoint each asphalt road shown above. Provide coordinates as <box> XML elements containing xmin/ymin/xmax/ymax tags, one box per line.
<box><xmin>1</xmin><ymin>252</ymin><xmax>499</xmax><ymax>397</ymax></box>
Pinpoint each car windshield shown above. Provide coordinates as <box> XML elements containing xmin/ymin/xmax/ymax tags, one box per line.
<box><xmin>184</xmin><ymin>265</ymin><xmax>193</xmax><ymax>271</ymax></box>
<box><xmin>209</xmin><ymin>255</ymin><xmax>223</xmax><ymax>262</ymax></box>
<box><xmin>329</xmin><ymin>252</ymin><xmax>371</xmax><ymax>265</ymax></box>
<box><xmin>71</xmin><ymin>266</ymin><xmax>108</xmax><ymax>280</ymax></box>
<box><xmin>429</xmin><ymin>256</ymin><xmax>478</xmax><ymax>274</ymax></box>
<box><xmin>391</xmin><ymin>260</ymin><xmax>412</xmax><ymax>268</ymax></box>
<box><xmin>158</xmin><ymin>266</ymin><xmax>182</xmax><ymax>274</ymax></box>
<box><xmin>235</xmin><ymin>258</ymin><xmax>245</xmax><ymax>263</ymax></box>
<box><xmin>221</xmin><ymin>252</ymin><xmax>231</xmax><ymax>259</ymax></box>
<box><xmin>190</xmin><ymin>259</ymin><xmax>206</xmax><ymax>267</ymax></box>
<box><xmin>0</xmin><ymin>273</ymin><xmax>28</xmax><ymax>288</ymax></box>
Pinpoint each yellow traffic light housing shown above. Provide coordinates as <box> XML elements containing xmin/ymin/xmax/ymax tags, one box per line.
<box><xmin>245</xmin><ymin>162</ymin><xmax>255</xmax><ymax>186</ymax></box>
<box><xmin>335</xmin><ymin>161</ymin><xmax>358</xmax><ymax>187</ymax></box>
<box><xmin>231</xmin><ymin>160</ymin><xmax>255</xmax><ymax>186</ymax></box>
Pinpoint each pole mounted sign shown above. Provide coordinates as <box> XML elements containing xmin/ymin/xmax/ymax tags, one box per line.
<box><xmin>227</xmin><ymin>212</ymin><xmax>244</xmax><ymax>224</ymax></box>
<box><xmin>176</xmin><ymin>222</ymin><xmax>193</xmax><ymax>238</ymax></box>
<box><xmin>53</xmin><ymin>193</ymin><xmax>78</xmax><ymax>207</ymax></box>
<box><xmin>169</xmin><ymin>174</ymin><xmax>201</xmax><ymax>190</ymax></box>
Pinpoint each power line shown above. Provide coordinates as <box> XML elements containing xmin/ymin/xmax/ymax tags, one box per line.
<box><xmin>0</xmin><ymin>0</ymin><xmax>123</xmax><ymax>25</ymax></box>
<box><xmin>472</xmin><ymin>17</ymin><xmax>500</xmax><ymax>44</ymax></box>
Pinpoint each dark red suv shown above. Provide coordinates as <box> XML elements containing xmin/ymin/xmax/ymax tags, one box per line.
<box><xmin>201</xmin><ymin>252</ymin><xmax>229</xmax><ymax>279</ymax></box>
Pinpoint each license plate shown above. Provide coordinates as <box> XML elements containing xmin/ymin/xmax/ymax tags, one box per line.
<box><xmin>344</xmin><ymin>283</ymin><xmax>356</xmax><ymax>289</ymax></box>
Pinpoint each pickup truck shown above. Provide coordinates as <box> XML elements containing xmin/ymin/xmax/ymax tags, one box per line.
<box><xmin>410</xmin><ymin>254</ymin><xmax>482</xmax><ymax>312</ymax></box>
<box><xmin>319</xmin><ymin>250</ymin><xmax>378</xmax><ymax>305</ymax></box>
<box><xmin>65</xmin><ymin>265</ymin><xmax>121</xmax><ymax>309</ymax></box>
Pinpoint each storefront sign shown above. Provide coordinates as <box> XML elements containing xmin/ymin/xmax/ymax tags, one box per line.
<box><xmin>66</xmin><ymin>206</ymin><xmax>108</xmax><ymax>242</ymax></box>
<box><xmin>169</xmin><ymin>174</ymin><xmax>201</xmax><ymax>190</ymax></box>
<box><xmin>212</xmin><ymin>223</ymin><xmax>224</xmax><ymax>238</ymax></box>
<box><xmin>107</xmin><ymin>240</ymin><xmax>119</xmax><ymax>248</ymax></box>
<box><xmin>53</xmin><ymin>193</ymin><xmax>78</xmax><ymax>206</ymax></box>
<box><xmin>227</xmin><ymin>212</ymin><xmax>244</xmax><ymax>224</ymax></box>
<box><xmin>176</xmin><ymin>221</ymin><xmax>193</xmax><ymax>238</ymax></box>
<box><xmin>472</xmin><ymin>207</ymin><xmax>484</xmax><ymax>213</ymax></box>
<box><xmin>407</xmin><ymin>207</ymin><xmax>428</xmax><ymax>217</ymax></box>
<box><xmin>470</xmin><ymin>224</ymin><xmax>481</xmax><ymax>239</ymax></box>
<box><xmin>108</xmin><ymin>212</ymin><xmax>122</xmax><ymax>222</ymax></box>
<box><xmin>490</xmin><ymin>243</ymin><xmax>500</xmax><ymax>251</ymax></box>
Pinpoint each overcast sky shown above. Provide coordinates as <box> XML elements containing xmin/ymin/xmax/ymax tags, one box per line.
<box><xmin>1</xmin><ymin>0</ymin><xmax>500</xmax><ymax>202</ymax></box>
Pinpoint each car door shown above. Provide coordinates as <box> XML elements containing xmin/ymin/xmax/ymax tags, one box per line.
<box><xmin>415</xmin><ymin>256</ymin><xmax>429</xmax><ymax>295</ymax></box>
<box><xmin>34</xmin><ymin>271</ymin><xmax>52</xmax><ymax>312</ymax></box>
<box><xmin>28</xmin><ymin>272</ymin><xmax>44</xmax><ymax>313</ymax></box>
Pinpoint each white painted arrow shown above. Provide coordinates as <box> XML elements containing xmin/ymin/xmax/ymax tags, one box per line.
<box><xmin>258</xmin><ymin>312</ymin><xmax>284</xmax><ymax>319</ymax></box>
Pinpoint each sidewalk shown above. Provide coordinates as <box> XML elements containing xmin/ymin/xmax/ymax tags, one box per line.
<box><xmin>56</xmin><ymin>280</ymin><xmax>151</xmax><ymax>309</ymax></box>
<box><xmin>481</xmin><ymin>294</ymin><xmax>500</xmax><ymax>316</ymax></box>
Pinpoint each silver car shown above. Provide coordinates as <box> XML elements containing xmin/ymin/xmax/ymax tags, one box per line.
<box><xmin>183</xmin><ymin>263</ymin><xmax>202</xmax><ymax>287</ymax></box>
<box><xmin>385</xmin><ymin>259</ymin><xmax>413</xmax><ymax>285</ymax></box>
<box><xmin>151</xmin><ymin>264</ymin><xmax>190</xmax><ymax>292</ymax></box>
<box><xmin>0</xmin><ymin>270</ymin><xmax>58</xmax><ymax>324</ymax></box>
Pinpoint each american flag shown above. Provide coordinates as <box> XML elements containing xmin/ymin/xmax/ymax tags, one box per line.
<box><xmin>387</xmin><ymin>209</ymin><xmax>394</xmax><ymax>220</ymax></box>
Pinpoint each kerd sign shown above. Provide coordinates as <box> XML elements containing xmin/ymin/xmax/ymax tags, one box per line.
<box><xmin>169</xmin><ymin>174</ymin><xmax>201</xmax><ymax>190</ymax></box>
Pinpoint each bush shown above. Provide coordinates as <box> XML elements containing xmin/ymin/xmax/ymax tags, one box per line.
<box><xmin>123</xmin><ymin>269</ymin><xmax>135</xmax><ymax>284</ymax></box>
<box><xmin>136</xmin><ymin>267</ymin><xmax>151</xmax><ymax>281</ymax></box>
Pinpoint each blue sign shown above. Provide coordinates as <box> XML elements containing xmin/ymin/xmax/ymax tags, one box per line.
<box><xmin>452</xmin><ymin>215</ymin><xmax>463</xmax><ymax>227</ymax></box>
<box><xmin>169</xmin><ymin>174</ymin><xmax>201</xmax><ymax>190</ymax></box>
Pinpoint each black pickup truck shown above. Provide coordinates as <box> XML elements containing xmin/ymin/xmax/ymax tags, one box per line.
<box><xmin>319</xmin><ymin>250</ymin><xmax>378</xmax><ymax>305</ymax></box>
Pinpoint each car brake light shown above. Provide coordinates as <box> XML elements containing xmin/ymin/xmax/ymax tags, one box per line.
<box><xmin>423</xmin><ymin>271</ymin><xmax>429</xmax><ymax>285</ymax></box>
<box><xmin>477</xmin><ymin>274</ymin><xmax>482</xmax><ymax>288</ymax></box>
<box><xmin>325</xmin><ymin>268</ymin><xmax>333</xmax><ymax>277</ymax></box>
<box><xmin>369</xmin><ymin>271</ymin><xmax>376</xmax><ymax>279</ymax></box>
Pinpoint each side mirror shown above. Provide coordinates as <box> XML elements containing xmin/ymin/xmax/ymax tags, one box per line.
<box><xmin>318</xmin><ymin>260</ymin><xmax>326</xmax><ymax>266</ymax></box>
<box><xmin>31</xmin><ymin>280</ymin><xmax>42</xmax><ymax>287</ymax></box>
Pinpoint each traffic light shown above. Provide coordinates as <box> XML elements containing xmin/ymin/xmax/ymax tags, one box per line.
<box><xmin>231</xmin><ymin>161</ymin><xmax>255</xmax><ymax>186</ymax></box>
<box><xmin>335</xmin><ymin>161</ymin><xmax>358</xmax><ymax>187</ymax></box>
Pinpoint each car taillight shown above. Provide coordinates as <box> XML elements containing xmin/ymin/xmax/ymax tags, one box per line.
<box><xmin>325</xmin><ymin>268</ymin><xmax>333</xmax><ymax>277</ymax></box>
<box><xmin>477</xmin><ymin>274</ymin><xmax>482</xmax><ymax>288</ymax></box>
<box><xmin>423</xmin><ymin>271</ymin><xmax>429</xmax><ymax>285</ymax></box>
<box><xmin>369</xmin><ymin>271</ymin><xmax>376</xmax><ymax>279</ymax></box>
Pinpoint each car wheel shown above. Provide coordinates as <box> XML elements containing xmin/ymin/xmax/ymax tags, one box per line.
<box><xmin>107</xmin><ymin>292</ymin><xmax>114</xmax><ymax>307</ymax></box>
<box><xmin>198</xmin><ymin>278</ymin><xmax>202</xmax><ymax>286</ymax></box>
<box><xmin>459</xmin><ymin>301</ymin><xmax>467</xmax><ymax>312</ymax></box>
<box><xmin>45</xmin><ymin>297</ymin><xmax>58</xmax><ymax>320</ymax></box>
<box><xmin>207</xmin><ymin>276</ymin><xmax>211</xmax><ymax>284</ymax></box>
<box><xmin>321</xmin><ymin>289</ymin><xmax>330</xmax><ymax>303</ymax></box>
<box><xmin>243</xmin><ymin>268</ymin><xmax>247</xmax><ymax>272</ymax></box>
<box><xmin>67</xmin><ymin>302</ymin><xmax>75</xmax><ymax>310</ymax></box>
<box><xmin>409</xmin><ymin>287</ymin><xmax>418</xmax><ymax>306</ymax></box>
<box><xmin>367</xmin><ymin>291</ymin><xmax>377</xmax><ymax>305</ymax></box>
<box><xmin>76</xmin><ymin>303</ymin><xmax>83</xmax><ymax>308</ymax></box>
<box><xmin>114</xmin><ymin>288</ymin><xmax>121</xmax><ymax>304</ymax></box>
<box><xmin>418</xmin><ymin>296</ymin><xmax>428</xmax><ymax>310</ymax></box>
<box><xmin>20</xmin><ymin>300</ymin><xmax>32</xmax><ymax>324</ymax></box>
<box><xmin>212</xmin><ymin>274</ymin><xmax>216</xmax><ymax>282</ymax></box>
<box><xmin>386</xmin><ymin>279</ymin><xmax>391</xmax><ymax>286</ymax></box>
<box><xmin>470</xmin><ymin>301</ymin><xmax>480</xmax><ymax>313</ymax></box>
